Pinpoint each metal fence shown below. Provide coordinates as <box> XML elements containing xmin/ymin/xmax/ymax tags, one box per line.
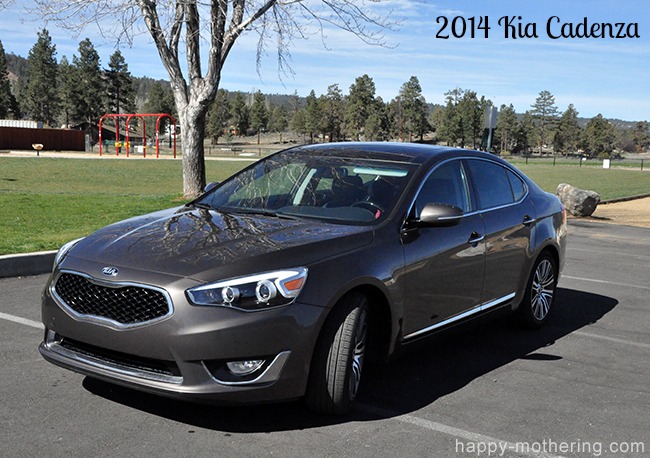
<box><xmin>507</xmin><ymin>156</ymin><xmax>646</xmax><ymax>171</ymax></box>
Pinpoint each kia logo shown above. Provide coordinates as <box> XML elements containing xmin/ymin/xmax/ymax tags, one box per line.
<box><xmin>101</xmin><ymin>267</ymin><xmax>119</xmax><ymax>276</ymax></box>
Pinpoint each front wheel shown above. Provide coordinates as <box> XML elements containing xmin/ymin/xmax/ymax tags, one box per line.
<box><xmin>305</xmin><ymin>292</ymin><xmax>368</xmax><ymax>415</ymax></box>
<box><xmin>517</xmin><ymin>252</ymin><xmax>558</xmax><ymax>328</ymax></box>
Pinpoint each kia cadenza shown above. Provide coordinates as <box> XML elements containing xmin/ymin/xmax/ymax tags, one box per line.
<box><xmin>40</xmin><ymin>142</ymin><xmax>567</xmax><ymax>415</ymax></box>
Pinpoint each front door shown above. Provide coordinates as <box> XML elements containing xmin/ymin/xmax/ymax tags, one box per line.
<box><xmin>400</xmin><ymin>159</ymin><xmax>486</xmax><ymax>340</ymax></box>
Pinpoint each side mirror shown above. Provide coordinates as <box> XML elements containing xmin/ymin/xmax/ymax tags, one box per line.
<box><xmin>417</xmin><ymin>203</ymin><xmax>463</xmax><ymax>227</ymax></box>
<box><xmin>204</xmin><ymin>181</ymin><xmax>220</xmax><ymax>193</ymax></box>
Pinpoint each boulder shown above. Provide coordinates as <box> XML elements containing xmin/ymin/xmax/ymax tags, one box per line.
<box><xmin>556</xmin><ymin>183</ymin><xmax>601</xmax><ymax>217</ymax></box>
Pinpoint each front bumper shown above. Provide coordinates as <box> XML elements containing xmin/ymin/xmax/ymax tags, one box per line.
<box><xmin>40</xmin><ymin>267</ymin><xmax>326</xmax><ymax>404</ymax></box>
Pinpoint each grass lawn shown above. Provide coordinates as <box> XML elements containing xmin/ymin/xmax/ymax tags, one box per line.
<box><xmin>0</xmin><ymin>157</ymin><xmax>249</xmax><ymax>255</ymax></box>
<box><xmin>516</xmin><ymin>164</ymin><xmax>650</xmax><ymax>199</ymax></box>
<box><xmin>1</xmin><ymin>156</ymin><xmax>649</xmax><ymax>255</ymax></box>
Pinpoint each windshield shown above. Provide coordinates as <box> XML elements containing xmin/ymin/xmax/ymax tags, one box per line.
<box><xmin>198</xmin><ymin>150</ymin><xmax>417</xmax><ymax>224</ymax></box>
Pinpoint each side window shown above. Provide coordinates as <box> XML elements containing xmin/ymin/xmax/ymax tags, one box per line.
<box><xmin>415</xmin><ymin>160</ymin><xmax>470</xmax><ymax>216</ymax></box>
<box><xmin>507</xmin><ymin>169</ymin><xmax>526</xmax><ymax>201</ymax></box>
<box><xmin>466</xmin><ymin>160</ymin><xmax>514</xmax><ymax>210</ymax></box>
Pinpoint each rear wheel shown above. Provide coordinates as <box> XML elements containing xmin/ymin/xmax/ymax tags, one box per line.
<box><xmin>305</xmin><ymin>292</ymin><xmax>368</xmax><ymax>415</ymax></box>
<box><xmin>518</xmin><ymin>252</ymin><xmax>558</xmax><ymax>328</ymax></box>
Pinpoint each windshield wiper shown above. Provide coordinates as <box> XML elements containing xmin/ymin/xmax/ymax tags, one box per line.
<box><xmin>186</xmin><ymin>202</ymin><xmax>215</xmax><ymax>211</ymax></box>
<box><xmin>230</xmin><ymin>208</ymin><xmax>298</xmax><ymax>220</ymax></box>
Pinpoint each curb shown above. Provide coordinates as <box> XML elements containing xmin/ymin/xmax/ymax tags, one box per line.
<box><xmin>0</xmin><ymin>251</ymin><xmax>57</xmax><ymax>278</ymax></box>
<box><xmin>600</xmin><ymin>193</ymin><xmax>650</xmax><ymax>204</ymax></box>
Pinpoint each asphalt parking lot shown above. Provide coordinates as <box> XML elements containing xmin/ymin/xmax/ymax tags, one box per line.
<box><xmin>1</xmin><ymin>220</ymin><xmax>648</xmax><ymax>458</ymax></box>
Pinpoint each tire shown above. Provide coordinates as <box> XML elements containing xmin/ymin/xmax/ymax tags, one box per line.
<box><xmin>305</xmin><ymin>292</ymin><xmax>368</xmax><ymax>415</ymax></box>
<box><xmin>517</xmin><ymin>252</ymin><xmax>558</xmax><ymax>328</ymax></box>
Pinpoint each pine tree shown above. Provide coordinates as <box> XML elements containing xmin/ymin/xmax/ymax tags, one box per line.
<box><xmin>0</xmin><ymin>40</ymin><xmax>17</xmax><ymax>119</ymax></box>
<box><xmin>72</xmin><ymin>38</ymin><xmax>106</xmax><ymax>129</ymax></box>
<box><xmin>397</xmin><ymin>76</ymin><xmax>429</xmax><ymax>141</ymax></box>
<box><xmin>267</xmin><ymin>104</ymin><xmax>288</xmax><ymax>134</ymax></box>
<box><xmin>290</xmin><ymin>108</ymin><xmax>307</xmax><ymax>140</ymax></box>
<box><xmin>206</xmin><ymin>89</ymin><xmax>230</xmax><ymax>144</ymax></box>
<box><xmin>515</xmin><ymin>111</ymin><xmax>538</xmax><ymax>155</ymax></box>
<box><xmin>439</xmin><ymin>88</ymin><xmax>465</xmax><ymax>147</ymax></box>
<box><xmin>553</xmin><ymin>104</ymin><xmax>581</xmax><ymax>155</ymax></box>
<box><xmin>495</xmin><ymin>104</ymin><xmax>518</xmax><ymax>153</ymax></box>
<box><xmin>106</xmin><ymin>50</ymin><xmax>135</xmax><ymax>114</ymax></box>
<box><xmin>320</xmin><ymin>84</ymin><xmax>344</xmax><ymax>142</ymax></box>
<box><xmin>530</xmin><ymin>90</ymin><xmax>559</xmax><ymax>154</ymax></box>
<box><xmin>57</xmin><ymin>56</ymin><xmax>77</xmax><ymax>127</ymax></box>
<box><xmin>632</xmin><ymin>121</ymin><xmax>649</xmax><ymax>154</ymax></box>
<box><xmin>23</xmin><ymin>29</ymin><xmax>59</xmax><ymax>126</ymax></box>
<box><xmin>250</xmin><ymin>91</ymin><xmax>268</xmax><ymax>143</ymax></box>
<box><xmin>304</xmin><ymin>90</ymin><xmax>321</xmax><ymax>143</ymax></box>
<box><xmin>582</xmin><ymin>114</ymin><xmax>616</xmax><ymax>158</ymax></box>
<box><xmin>345</xmin><ymin>74</ymin><xmax>376</xmax><ymax>141</ymax></box>
<box><xmin>230</xmin><ymin>92</ymin><xmax>250</xmax><ymax>136</ymax></box>
<box><xmin>364</xmin><ymin>97</ymin><xmax>389</xmax><ymax>141</ymax></box>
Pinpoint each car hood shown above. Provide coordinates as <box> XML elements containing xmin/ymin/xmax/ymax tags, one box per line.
<box><xmin>65</xmin><ymin>207</ymin><xmax>373</xmax><ymax>281</ymax></box>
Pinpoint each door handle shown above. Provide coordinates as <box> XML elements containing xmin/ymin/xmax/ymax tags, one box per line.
<box><xmin>522</xmin><ymin>215</ymin><xmax>536</xmax><ymax>226</ymax></box>
<box><xmin>468</xmin><ymin>231</ymin><xmax>485</xmax><ymax>245</ymax></box>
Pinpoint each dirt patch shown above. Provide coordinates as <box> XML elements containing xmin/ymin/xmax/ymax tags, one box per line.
<box><xmin>577</xmin><ymin>197</ymin><xmax>650</xmax><ymax>228</ymax></box>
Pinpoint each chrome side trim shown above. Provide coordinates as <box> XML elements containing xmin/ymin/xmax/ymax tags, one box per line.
<box><xmin>203</xmin><ymin>351</ymin><xmax>291</xmax><ymax>386</ymax></box>
<box><xmin>50</xmin><ymin>269</ymin><xmax>174</xmax><ymax>330</ymax></box>
<box><xmin>42</xmin><ymin>331</ymin><xmax>183</xmax><ymax>385</ymax></box>
<box><xmin>403</xmin><ymin>292</ymin><xmax>516</xmax><ymax>340</ymax></box>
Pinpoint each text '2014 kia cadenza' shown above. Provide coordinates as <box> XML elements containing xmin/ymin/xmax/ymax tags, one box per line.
<box><xmin>40</xmin><ymin>142</ymin><xmax>567</xmax><ymax>415</ymax></box>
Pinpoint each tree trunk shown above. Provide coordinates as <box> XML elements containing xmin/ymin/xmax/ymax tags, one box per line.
<box><xmin>179</xmin><ymin>104</ymin><xmax>208</xmax><ymax>199</ymax></box>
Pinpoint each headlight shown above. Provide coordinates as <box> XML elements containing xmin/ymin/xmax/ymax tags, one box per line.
<box><xmin>186</xmin><ymin>268</ymin><xmax>308</xmax><ymax>311</ymax></box>
<box><xmin>53</xmin><ymin>238</ymin><xmax>84</xmax><ymax>267</ymax></box>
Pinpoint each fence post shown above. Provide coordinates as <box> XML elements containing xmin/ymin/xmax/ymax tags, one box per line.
<box><xmin>553</xmin><ymin>155</ymin><xmax>556</xmax><ymax>166</ymax></box>
<box><xmin>641</xmin><ymin>159</ymin><xmax>644</xmax><ymax>171</ymax></box>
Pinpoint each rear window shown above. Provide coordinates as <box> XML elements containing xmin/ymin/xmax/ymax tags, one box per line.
<box><xmin>466</xmin><ymin>160</ymin><xmax>515</xmax><ymax>210</ymax></box>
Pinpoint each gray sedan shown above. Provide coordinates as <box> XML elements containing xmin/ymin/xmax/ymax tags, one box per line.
<box><xmin>40</xmin><ymin>142</ymin><xmax>567</xmax><ymax>415</ymax></box>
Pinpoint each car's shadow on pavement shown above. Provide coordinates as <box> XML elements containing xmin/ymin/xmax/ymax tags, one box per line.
<box><xmin>83</xmin><ymin>287</ymin><xmax>617</xmax><ymax>432</ymax></box>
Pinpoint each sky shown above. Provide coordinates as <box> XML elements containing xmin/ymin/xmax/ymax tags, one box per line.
<box><xmin>1</xmin><ymin>0</ymin><xmax>649</xmax><ymax>121</ymax></box>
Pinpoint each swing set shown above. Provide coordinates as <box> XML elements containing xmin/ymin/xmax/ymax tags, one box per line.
<box><xmin>98</xmin><ymin>113</ymin><xmax>177</xmax><ymax>158</ymax></box>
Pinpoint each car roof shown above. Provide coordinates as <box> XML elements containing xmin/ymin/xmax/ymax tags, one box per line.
<box><xmin>293</xmin><ymin>142</ymin><xmax>502</xmax><ymax>166</ymax></box>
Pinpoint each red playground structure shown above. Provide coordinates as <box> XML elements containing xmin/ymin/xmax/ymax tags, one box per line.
<box><xmin>98</xmin><ymin>113</ymin><xmax>177</xmax><ymax>158</ymax></box>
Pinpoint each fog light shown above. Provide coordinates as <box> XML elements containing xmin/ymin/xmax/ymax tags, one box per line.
<box><xmin>226</xmin><ymin>359</ymin><xmax>265</xmax><ymax>376</ymax></box>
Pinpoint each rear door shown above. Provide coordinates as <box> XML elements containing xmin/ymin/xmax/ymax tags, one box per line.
<box><xmin>464</xmin><ymin>159</ymin><xmax>535</xmax><ymax>304</ymax></box>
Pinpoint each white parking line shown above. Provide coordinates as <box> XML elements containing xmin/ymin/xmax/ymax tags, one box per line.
<box><xmin>567</xmin><ymin>247</ymin><xmax>650</xmax><ymax>262</ymax></box>
<box><xmin>0</xmin><ymin>312</ymin><xmax>44</xmax><ymax>330</ymax></box>
<box><xmin>572</xmin><ymin>331</ymin><xmax>650</xmax><ymax>349</ymax></box>
<box><xmin>562</xmin><ymin>275</ymin><xmax>650</xmax><ymax>291</ymax></box>
<box><xmin>359</xmin><ymin>405</ymin><xmax>565</xmax><ymax>458</ymax></box>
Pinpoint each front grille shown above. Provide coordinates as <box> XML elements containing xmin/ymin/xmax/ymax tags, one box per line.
<box><xmin>54</xmin><ymin>272</ymin><xmax>171</xmax><ymax>325</ymax></box>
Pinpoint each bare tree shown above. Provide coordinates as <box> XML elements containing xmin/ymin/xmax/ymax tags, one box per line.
<box><xmin>33</xmin><ymin>0</ymin><xmax>394</xmax><ymax>198</ymax></box>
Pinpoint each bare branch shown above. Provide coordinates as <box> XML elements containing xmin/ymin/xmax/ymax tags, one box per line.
<box><xmin>222</xmin><ymin>0</ymin><xmax>277</xmax><ymax>62</ymax></box>
<box><xmin>169</xmin><ymin>1</ymin><xmax>184</xmax><ymax>60</ymax></box>
<box><xmin>0</xmin><ymin>0</ymin><xmax>14</xmax><ymax>12</ymax></box>
<box><xmin>185</xmin><ymin>0</ymin><xmax>202</xmax><ymax>82</ymax></box>
<box><xmin>136</xmin><ymin>0</ymin><xmax>188</xmax><ymax>105</ymax></box>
